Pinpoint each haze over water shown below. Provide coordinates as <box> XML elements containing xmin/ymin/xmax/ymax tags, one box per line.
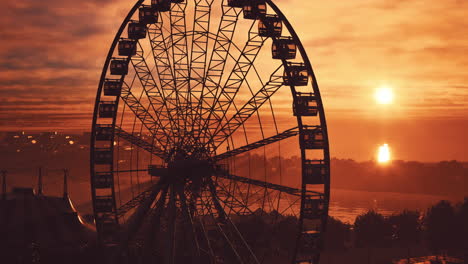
<box><xmin>4</xmin><ymin>172</ymin><xmax>459</xmax><ymax>224</ymax></box>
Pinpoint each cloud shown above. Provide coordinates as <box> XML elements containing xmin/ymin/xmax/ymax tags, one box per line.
<box><xmin>0</xmin><ymin>0</ymin><xmax>467</xmax><ymax>134</ymax></box>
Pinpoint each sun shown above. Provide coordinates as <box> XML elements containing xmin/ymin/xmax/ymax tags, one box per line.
<box><xmin>377</xmin><ymin>143</ymin><xmax>391</xmax><ymax>164</ymax></box>
<box><xmin>375</xmin><ymin>85</ymin><xmax>394</xmax><ymax>104</ymax></box>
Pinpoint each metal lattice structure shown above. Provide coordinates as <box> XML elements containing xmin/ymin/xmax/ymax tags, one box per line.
<box><xmin>90</xmin><ymin>0</ymin><xmax>330</xmax><ymax>263</ymax></box>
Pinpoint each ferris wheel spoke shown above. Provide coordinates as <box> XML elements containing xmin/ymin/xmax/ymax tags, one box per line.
<box><xmin>207</xmin><ymin>180</ymin><xmax>260</xmax><ymax>264</ymax></box>
<box><xmin>214</xmin><ymin>171</ymin><xmax>322</xmax><ymax>199</ymax></box>
<box><xmin>214</xmin><ymin>179</ymin><xmax>253</xmax><ymax>216</ymax></box>
<box><xmin>200</xmin><ymin>21</ymin><xmax>267</xmax><ymax>143</ymax></box>
<box><xmin>213</xmin><ymin>126</ymin><xmax>299</xmax><ymax>161</ymax></box>
<box><xmin>228</xmin><ymin>39</ymin><xmax>267</xmax><ymax>89</ymax></box>
<box><xmin>197</xmin><ymin>191</ymin><xmax>245</xmax><ymax>263</ymax></box>
<box><xmin>140</xmin><ymin>187</ymin><xmax>168</xmax><ymax>260</ymax></box>
<box><xmin>211</xmin><ymin>65</ymin><xmax>284</xmax><ymax>149</ymax></box>
<box><xmin>170</xmin><ymin>3</ymin><xmax>190</xmax><ymax>84</ymax></box>
<box><xmin>187</xmin><ymin>0</ymin><xmax>214</xmax><ymax>137</ymax></box>
<box><xmin>131</xmin><ymin>42</ymin><xmax>177</xmax><ymax>145</ymax></box>
<box><xmin>148</xmin><ymin>21</ymin><xmax>176</xmax><ymax>103</ymax></box>
<box><xmin>120</xmin><ymin>82</ymin><xmax>173</xmax><ymax>150</ymax></box>
<box><xmin>148</xmin><ymin>20</ymin><xmax>182</xmax><ymax>145</ymax></box>
<box><xmin>115</xmin><ymin>126</ymin><xmax>166</xmax><ymax>159</ymax></box>
<box><xmin>164</xmin><ymin>185</ymin><xmax>177</xmax><ymax>264</ymax></box>
<box><xmin>116</xmin><ymin>183</ymin><xmax>157</xmax><ymax>218</ymax></box>
<box><xmin>176</xmin><ymin>186</ymin><xmax>202</xmax><ymax>259</ymax></box>
<box><xmin>169</xmin><ymin>3</ymin><xmax>191</xmax><ymax>138</ymax></box>
<box><xmin>194</xmin><ymin>4</ymin><xmax>243</xmax><ymax>142</ymax></box>
<box><xmin>111</xmin><ymin>182</ymin><xmax>165</xmax><ymax>261</ymax></box>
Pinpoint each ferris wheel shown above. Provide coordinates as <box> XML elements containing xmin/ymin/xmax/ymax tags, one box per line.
<box><xmin>90</xmin><ymin>0</ymin><xmax>330</xmax><ymax>263</ymax></box>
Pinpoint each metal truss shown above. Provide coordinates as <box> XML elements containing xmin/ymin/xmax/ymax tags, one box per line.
<box><xmin>170</xmin><ymin>2</ymin><xmax>191</xmax><ymax>141</ymax></box>
<box><xmin>131</xmin><ymin>43</ymin><xmax>175</xmax><ymax>148</ymax></box>
<box><xmin>120</xmin><ymin>82</ymin><xmax>167</xmax><ymax>150</ymax></box>
<box><xmin>211</xmin><ymin>65</ymin><xmax>284</xmax><ymax>149</ymax></box>
<box><xmin>148</xmin><ymin>20</ymin><xmax>175</xmax><ymax>103</ymax></box>
<box><xmin>195</xmin><ymin>4</ymin><xmax>243</xmax><ymax>143</ymax></box>
<box><xmin>187</xmin><ymin>0</ymin><xmax>214</xmax><ymax>137</ymax></box>
<box><xmin>215</xmin><ymin>171</ymin><xmax>322</xmax><ymax>198</ymax></box>
<box><xmin>114</xmin><ymin>126</ymin><xmax>165</xmax><ymax>159</ymax></box>
<box><xmin>147</xmin><ymin>17</ymin><xmax>183</xmax><ymax>146</ymax></box>
<box><xmin>213</xmin><ymin>126</ymin><xmax>299</xmax><ymax>162</ymax></box>
<box><xmin>201</xmin><ymin>22</ymin><xmax>268</xmax><ymax>144</ymax></box>
<box><xmin>213</xmin><ymin>179</ymin><xmax>253</xmax><ymax>216</ymax></box>
<box><xmin>115</xmin><ymin>186</ymin><xmax>154</xmax><ymax>218</ymax></box>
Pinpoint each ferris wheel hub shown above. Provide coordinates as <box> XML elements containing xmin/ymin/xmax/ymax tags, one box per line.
<box><xmin>165</xmin><ymin>158</ymin><xmax>214</xmax><ymax>182</ymax></box>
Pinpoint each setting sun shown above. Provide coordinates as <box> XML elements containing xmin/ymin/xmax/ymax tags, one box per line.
<box><xmin>377</xmin><ymin>143</ymin><xmax>391</xmax><ymax>163</ymax></box>
<box><xmin>375</xmin><ymin>86</ymin><xmax>394</xmax><ymax>104</ymax></box>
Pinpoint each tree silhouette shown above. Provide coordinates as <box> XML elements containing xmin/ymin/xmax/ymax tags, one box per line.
<box><xmin>388</xmin><ymin>210</ymin><xmax>421</xmax><ymax>245</ymax></box>
<box><xmin>423</xmin><ymin>200</ymin><xmax>456</xmax><ymax>255</ymax></box>
<box><xmin>354</xmin><ymin>210</ymin><xmax>391</xmax><ymax>248</ymax></box>
<box><xmin>388</xmin><ymin>210</ymin><xmax>421</xmax><ymax>262</ymax></box>
<box><xmin>455</xmin><ymin>198</ymin><xmax>468</xmax><ymax>259</ymax></box>
<box><xmin>354</xmin><ymin>210</ymin><xmax>392</xmax><ymax>264</ymax></box>
<box><xmin>324</xmin><ymin>216</ymin><xmax>351</xmax><ymax>251</ymax></box>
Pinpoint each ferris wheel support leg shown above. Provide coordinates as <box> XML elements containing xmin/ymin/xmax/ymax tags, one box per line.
<box><xmin>141</xmin><ymin>188</ymin><xmax>168</xmax><ymax>262</ymax></box>
<box><xmin>164</xmin><ymin>185</ymin><xmax>177</xmax><ymax>264</ymax></box>
<box><xmin>109</xmin><ymin>182</ymin><xmax>164</xmax><ymax>263</ymax></box>
<box><xmin>176</xmin><ymin>187</ymin><xmax>202</xmax><ymax>262</ymax></box>
<box><xmin>208</xmin><ymin>180</ymin><xmax>260</xmax><ymax>264</ymax></box>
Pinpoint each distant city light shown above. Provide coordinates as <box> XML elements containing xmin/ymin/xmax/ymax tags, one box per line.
<box><xmin>68</xmin><ymin>140</ymin><xmax>75</xmax><ymax>145</ymax></box>
<box><xmin>377</xmin><ymin>143</ymin><xmax>391</xmax><ymax>164</ymax></box>
<box><xmin>31</xmin><ymin>140</ymin><xmax>37</xmax><ymax>144</ymax></box>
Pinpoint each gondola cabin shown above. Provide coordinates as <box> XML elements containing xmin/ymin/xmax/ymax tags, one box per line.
<box><xmin>94</xmin><ymin>149</ymin><xmax>113</xmax><ymax>165</ymax></box>
<box><xmin>95</xmin><ymin>124</ymin><xmax>113</xmax><ymax>141</ymax></box>
<box><xmin>110</xmin><ymin>59</ymin><xmax>128</xmax><ymax>75</ymax></box>
<box><xmin>227</xmin><ymin>0</ymin><xmax>245</xmax><ymax>8</ymax></box>
<box><xmin>93</xmin><ymin>173</ymin><xmax>114</xmax><ymax>189</ymax></box>
<box><xmin>139</xmin><ymin>5</ymin><xmax>158</xmax><ymax>24</ymax></box>
<box><xmin>97</xmin><ymin>219</ymin><xmax>118</xmax><ymax>237</ymax></box>
<box><xmin>128</xmin><ymin>21</ymin><xmax>147</xmax><ymax>39</ymax></box>
<box><xmin>303</xmin><ymin>159</ymin><xmax>328</xmax><ymax>185</ymax></box>
<box><xmin>99</xmin><ymin>101</ymin><xmax>117</xmax><ymax>118</ymax></box>
<box><xmin>293</xmin><ymin>93</ymin><xmax>318</xmax><ymax>116</ymax></box>
<box><xmin>272</xmin><ymin>37</ymin><xmax>297</xmax><ymax>60</ymax></box>
<box><xmin>303</xmin><ymin>198</ymin><xmax>325</xmax><ymax>219</ymax></box>
<box><xmin>151</xmin><ymin>0</ymin><xmax>171</xmax><ymax>12</ymax></box>
<box><xmin>300</xmin><ymin>127</ymin><xmax>325</xmax><ymax>149</ymax></box>
<box><xmin>103</xmin><ymin>79</ymin><xmax>123</xmax><ymax>96</ymax></box>
<box><xmin>118</xmin><ymin>39</ymin><xmax>137</xmax><ymax>56</ymax></box>
<box><xmin>243</xmin><ymin>1</ymin><xmax>266</xmax><ymax>20</ymax></box>
<box><xmin>300</xmin><ymin>231</ymin><xmax>321</xmax><ymax>252</ymax></box>
<box><xmin>258</xmin><ymin>15</ymin><xmax>282</xmax><ymax>37</ymax></box>
<box><xmin>94</xmin><ymin>196</ymin><xmax>114</xmax><ymax>212</ymax></box>
<box><xmin>283</xmin><ymin>63</ymin><xmax>309</xmax><ymax>86</ymax></box>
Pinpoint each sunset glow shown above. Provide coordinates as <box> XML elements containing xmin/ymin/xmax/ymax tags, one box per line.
<box><xmin>375</xmin><ymin>86</ymin><xmax>394</xmax><ymax>105</ymax></box>
<box><xmin>377</xmin><ymin>144</ymin><xmax>391</xmax><ymax>164</ymax></box>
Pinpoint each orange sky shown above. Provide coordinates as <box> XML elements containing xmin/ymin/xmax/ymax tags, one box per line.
<box><xmin>0</xmin><ymin>0</ymin><xmax>467</xmax><ymax>161</ymax></box>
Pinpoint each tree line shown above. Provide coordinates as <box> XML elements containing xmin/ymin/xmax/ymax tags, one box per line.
<box><xmin>324</xmin><ymin>198</ymin><xmax>468</xmax><ymax>262</ymax></box>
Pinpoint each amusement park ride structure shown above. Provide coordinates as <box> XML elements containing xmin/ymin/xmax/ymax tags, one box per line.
<box><xmin>90</xmin><ymin>0</ymin><xmax>331</xmax><ymax>263</ymax></box>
